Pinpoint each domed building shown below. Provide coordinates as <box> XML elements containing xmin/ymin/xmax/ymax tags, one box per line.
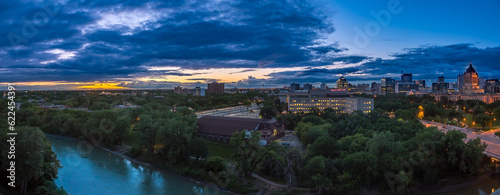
<box><xmin>461</xmin><ymin>63</ymin><xmax>484</xmax><ymax>94</ymax></box>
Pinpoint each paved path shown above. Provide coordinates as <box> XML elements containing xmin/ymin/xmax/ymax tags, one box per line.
<box><xmin>420</xmin><ymin>120</ymin><xmax>500</xmax><ymax>160</ymax></box>
<box><xmin>251</xmin><ymin>173</ymin><xmax>287</xmax><ymax>188</ymax></box>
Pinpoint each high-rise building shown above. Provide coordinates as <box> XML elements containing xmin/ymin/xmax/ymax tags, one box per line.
<box><xmin>381</xmin><ymin>77</ymin><xmax>395</xmax><ymax>93</ymax></box>
<box><xmin>303</xmin><ymin>83</ymin><xmax>313</xmax><ymax>90</ymax></box>
<box><xmin>401</xmin><ymin>73</ymin><xmax>413</xmax><ymax>83</ymax></box>
<box><xmin>457</xmin><ymin>74</ymin><xmax>465</xmax><ymax>92</ymax></box>
<box><xmin>207</xmin><ymin>82</ymin><xmax>225</xmax><ymax>94</ymax></box>
<box><xmin>337</xmin><ymin>76</ymin><xmax>348</xmax><ymax>89</ymax></box>
<box><xmin>193</xmin><ymin>87</ymin><xmax>205</xmax><ymax>96</ymax></box>
<box><xmin>414</xmin><ymin>80</ymin><xmax>426</xmax><ymax>90</ymax></box>
<box><xmin>432</xmin><ymin>76</ymin><xmax>449</xmax><ymax>93</ymax></box>
<box><xmin>438</xmin><ymin>76</ymin><xmax>445</xmax><ymax>83</ymax></box>
<box><xmin>485</xmin><ymin>79</ymin><xmax>500</xmax><ymax>94</ymax></box>
<box><xmin>479</xmin><ymin>77</ymin><xmax>485</xmax><ymax>89</ymax></box>
<box><xmin>320</xmin><ymin>83</ymin><xmax>328</xmax><ymax>90</ymax></box>
<box><xmin>290</xmin><ymin>82</ymin><xmax>300</xmax><ymax>91</ymax></box>
<box><xmin>371</xmin><ymin>82</ymin><xmax>380</xmax><ymax>91</ymax></box>
<box><xmin>174</xmin><ymin>86</ymin><xmax>184</xmax><ymax>94</ymax></box>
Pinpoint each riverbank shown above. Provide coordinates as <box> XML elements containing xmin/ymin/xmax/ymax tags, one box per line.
<box><xmin>45</xmin><ymin>134</ymin><xmax>240</xmax><ymax>195</ymax></box>
<box><xmin>408</xmin><ymin>173</ymin><xmax>494</xmax><ymax>194</ymax></box>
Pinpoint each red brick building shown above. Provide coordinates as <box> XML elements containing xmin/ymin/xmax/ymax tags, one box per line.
<box><xmin>207</xmin><ymin>82</ymin><xmax>224</xmax><ymax>94</ymax></box>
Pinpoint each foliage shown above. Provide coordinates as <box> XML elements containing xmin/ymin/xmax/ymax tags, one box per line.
<box><xmin>0</xmin><ymin>127</ymin><xmax>64</xmax><ymax>194</ymax></box>
<box><xmin>230</xmin><ymin>130</ymin><xmax>279</xmax><ymax>181</ymax></box>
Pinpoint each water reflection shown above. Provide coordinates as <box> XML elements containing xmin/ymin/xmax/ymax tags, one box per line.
<box><xmin>437</xmin><ymin>174</ymin><xmax>500</xmax><ymax>195</ymax></box>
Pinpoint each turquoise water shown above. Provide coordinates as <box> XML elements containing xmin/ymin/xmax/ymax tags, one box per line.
<box><xmin>46</xmin><ymin>136</ymin><xmax>228</xmax><ymax>195</ymax></box>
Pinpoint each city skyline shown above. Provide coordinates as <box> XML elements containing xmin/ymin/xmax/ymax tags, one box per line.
<box><xmin>1</xmin><ymin>0</ymin><xmax>500</xmax><ymax>90</ymax></box>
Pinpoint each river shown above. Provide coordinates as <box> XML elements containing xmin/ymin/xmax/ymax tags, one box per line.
<box><xmin>436</xmin><ymin>174</ymin><xmax>500</xmax><ymax>195</ymax></box>
<box><xmin>46</xmin><ymin>135</ymin><xmax>229</xmax><ymax>195</ymax></box>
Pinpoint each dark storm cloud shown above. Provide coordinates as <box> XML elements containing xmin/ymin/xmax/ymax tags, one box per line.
<box><xmin>231</xmin><ymin>44</ymin><xmax>500</xmax><ymax>88</ymax></box>
<box><xmin>357</xmin><ymin>44</ymin><xmax>500</xmax><ymax>81</ymax></box>
<box><xmin>2</xmin><ymin>0</ymin><xmax>499</xmax><ymax>87</ymax></box>
<box><xmin>232</xmin><ymin>69</ymin><xmax>256</xmax><ymax>74</ymax></box>
<box><xmin>0</xmin><ymin>0</ymin><xmax>342</xmax><ymax>82</ymax></box>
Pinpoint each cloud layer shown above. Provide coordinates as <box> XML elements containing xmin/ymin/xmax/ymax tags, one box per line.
<box><xmin>0</xmin><ymin>0</ymin><xmax>499</xmax><ymax>89</ymax></box>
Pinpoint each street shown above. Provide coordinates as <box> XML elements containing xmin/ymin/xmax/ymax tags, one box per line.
<box><xmin>420</xmin><ymin>120</ymin><xmax>500</xmax><ymax>160</ymax></box>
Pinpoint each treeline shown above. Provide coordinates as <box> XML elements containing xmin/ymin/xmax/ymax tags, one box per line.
<box><xmin>259</xmin><ymin>109</ymin><xmax>487</xmax><ymax>194</ymax></box>
<box><xmin>0</xmin><ymin>98</ymin><xmax>66</xmax><ymax>194</ymax></box>
<box><xmin>20</xmin><ymin>90</ymin><xmax>268</xmax><ymax>111</ymax></box>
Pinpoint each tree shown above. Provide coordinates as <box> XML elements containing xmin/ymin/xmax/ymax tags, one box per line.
<box><xmin>339</xmin><ymin>133</ymin><xmax>369</xmax><ymax>157</ymax></box>
<box><xmin>230</xmin><ymin>130</ymin><xmax>278</xmax><ymax>181</ymax></box>
<box><xmin>260</xmin><ymin>105</ymin><xmax>278</xmax><ymax>119</ymax></box>
<box><xmin>188</xmin><ymin>137</ymin><xmax>208</xmax><ymax>160</ymax></box>
<box><xmin>135</xmin><ymin>114</ymin><xmax>157</xmax><ymax>154</ymax></box>
<box><xmin>300</xmin><ymin>127</ymin><xmax>328</xmax><ymax>146</ymax></box>
<box><xmin>0</xmin><ymin>127</ymin><xmax>62</xmax><ymax>195</ymax></box>
<box><xmin>395</xmin><ymin>109</ymin><xmax>414</xmax><ymax>121</ymax></box>
<box><xmin>242</xmin><ymin>100</ymin><xmax>252</xmax><ymax>110</ymax></box>
<box><xmin>341</xmin><ymin>151</ymin><xmax>378</xmax><ymax>190</ymax></box>
<box><xmin>475</xmin><ymin>114</ymin><xmax>493</xmax><ymax>129</ymax></box>
<box><xmin>302</xmin><ymin>156</ymin><xmax>331</xmax><ymax>191</ymax></box>
<box><xmin>493</xmin><ymin>107</ymin><xmax>500</xmax><ymax>121</ymax></box>
<box><xmin>307</xmin><ymin>135</ymin><xmax>339</xmax><ymax>158</ymax></box>
<box><xmin>445</xmin><ymin>130</ymin><xmax>487</xmax><ymax>174</ymax></box>
<box><xmin>283</xmin><ymin>148</ymin><xmax>303</xmax><ymax>193</ymax></box>
<box><xmin>204</xmin><ymin>156</ymin><xmax>226</xmax><ymax>173</ymax></box>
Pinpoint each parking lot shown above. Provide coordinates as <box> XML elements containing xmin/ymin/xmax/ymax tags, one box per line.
<box><xmin>196</xmin><ymin>104</ymin><xmax>261</xmax><ymax>119</ymax></box>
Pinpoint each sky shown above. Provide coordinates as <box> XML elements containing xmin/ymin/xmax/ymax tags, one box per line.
<box><xmin>1</xmin><ymin>0</ymin><xmax>499</xmax><ymax>90</ymax></box>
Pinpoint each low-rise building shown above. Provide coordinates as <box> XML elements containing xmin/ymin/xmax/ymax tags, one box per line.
<box><xmin>197</xmin><ymin>116</ymin><xmax>285</xmax><ymax>145</ymax></box>
<box><xmin>288</xmin><ymin>96</ymin><xmax>373</xmax><ymax>114</ymax></box>
<box><xmin>279</xmin><ymin>89</ymin><xmax>374</xmax><ymax>114</ymax></box>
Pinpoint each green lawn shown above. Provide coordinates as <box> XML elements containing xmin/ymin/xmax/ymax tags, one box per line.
<box><xmin>461</xmin><ymin>113</ymin><xmax>500</xmax><ymax>130</ymax></box>
<box><xmin>206</xmin><ymin>141</ymin><xmax>235</xmax><ymax>160</ymax></box>
<box><xmin>123</xmin><ymin>129</ymin><xmax>140</xmax><ymax>146</ymax></box>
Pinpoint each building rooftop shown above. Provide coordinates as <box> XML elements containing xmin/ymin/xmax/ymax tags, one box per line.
<box><xmin>197</xmin><ymin>116</ymin><xmax>279</xmax><ymax>137</ymax></box>
<box><xmin>466</xmin><ymin>63</ymin><xmax>476</xmax><ymax>73</ymax></box>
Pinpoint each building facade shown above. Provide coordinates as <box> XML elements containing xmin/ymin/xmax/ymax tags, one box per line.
<box><xmin>337</xmin><ymin>76</ymin><xmax>348</xmax><ymax>89</ymax></box>
<box><xmin>279</xmin><ymin>89</ymin><xmax>373</xmax><ymax>114</ymax></box>
<box><xmin>432</xmin><ymin>76</ymin><xmax>449</xmax><ymax>93</ymax></box>
<box><xmin>401</xmin><ymin>73</ymin><xmax>413</xmax><ymax>83</ymax></box>
<box><xmin>414</xmin><ymin>80</ymin><xmax>426</xmax><ymax>90</ymax></box>
<box><xmin>431</xmin><ymin>93</ymin><xmax>500</xmax><ymax>104</ymax></box>
<box><xmin>288</xmin><ymin>96</ymin><xmax>373</xmax><ymax>114</ymax></box>
<box><xmin>290</xmin><ymin>82</ymin><xmax>301</xmax><ymax>91</ymax></box>
<box><xmin>461</xmin><ymin>63</ymin><xmax>484</xmax><ymax>94</ymax></box>
<box><xmin>303</xmin><ymin>83</ymin><xmax>313</xmax><ymax>90</ymax></box>
<box><xmin>207</xmin><ymin>82</ymin><xmax>225</xmax><ymax>94</ymax></box>
<box><xmin>397</xmin><ymin>83</ymin><xmax>419</xmax><ymax>93</ymax></box>
<box><xmin>485</xmin><ymin>79</ymin><xmax>500</xmax><ymax>94</ymax></box>
<box><xmin>381</xmin><ymin>77</ymin><xmax>395</xmax><ymax>93</ymax></box>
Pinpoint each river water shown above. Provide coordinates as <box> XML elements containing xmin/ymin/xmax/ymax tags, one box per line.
<box><xmin>46</xmin><ymin>136</ymin><xmax>228</xmax><ymax>195</ymax></box>
<box><xmin>436</xmin><ymin>174</ymin><xmax>500</xmax><ymax>195</ymax></box>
